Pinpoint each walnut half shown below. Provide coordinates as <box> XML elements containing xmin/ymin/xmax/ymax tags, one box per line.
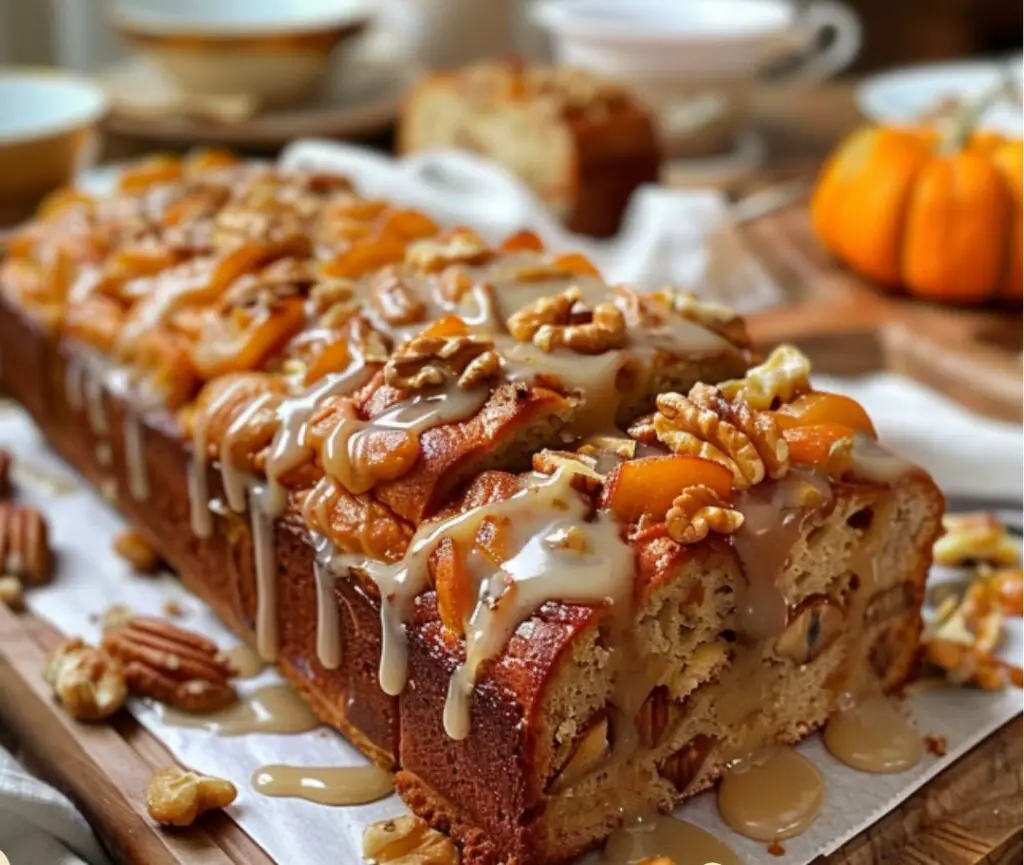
<box><xmin>43</xmin><ymin>637</ymin><xmax>127</xmax><ymax>721</ymax></box>
<box><xmin>146</xmin><ymin>765</ymin><xmax>237</xmax><ymax>827</ymax></box>
<box><xmin>362</xmin><ymin>814</ymin><xmax>460</xmax><ymax>864</ymax></box>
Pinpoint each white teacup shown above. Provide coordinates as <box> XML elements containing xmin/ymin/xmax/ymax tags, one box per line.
<box><xmin>534</xmin><ymin>0</ymin><xmax>862</xmax><ymax>157</ymax></box>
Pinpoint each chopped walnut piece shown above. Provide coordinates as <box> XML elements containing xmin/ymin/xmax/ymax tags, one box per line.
<box><xmin>653</xmin><ymin>391</ymin><xmax>771</xmax><ymax>489</ymax></box>
<box><xmin>924</xmin><ymin>591</ymin><xmax>1022</xmax><ymax>690</ymax></box>
<box><xmin>362</xmin><ymin>814</ymin><xmax>460</xmax><ymax>865</ymax></box>
<box><xmin>767</xmin><ymin>840</ymin><xmax>786</xmax><ymax>857</ymax></box>
<box><xmin>536</xmin><ymin>302</ymin><xmax>626</xmax><ymax>354</ymax></box>
<box><xmin>668</xmin><ymin>291</ymin><xmax>747</xmax><ymax>345</ymax></box>
<box><xmin>720</xmin><ymin>345</ymin><xmax>812</xmax><ymax>410</ymax></box>
<box><xmin>43</xmin><ymin>638</ymin><xmax>127</xmax><ymax>721</ymax></box>
<box><xmin>406</xmin><ymin>231</ymin><xmax>491</xmax><ymax>274</ymax></box>
<box><xmin>147</xmin><ymin>765</ymin><xmax>237</xmax><ymax>827</ymax></box>
<box><xmin>385</xmin><ymin>334</ymin><xmax>499</xmax><ymax>391</ymax></box>
<box><xmin>507</xmin><ymin>287</ymin><xmax>579</xmax><ymax>342</ymax></box>
<box><xmin>103</xmin><ymin>617</ymin><xmax>238</xmax><ymax>713</ymax></box>
<box><xmin>923</xmin><ymin>733</ymin><xmax>948</xmax><ymax>756</ymax></box>
<box><xmin>0</xmin><ymin>448</ymin><xmax>11</xmax><ymax>499</ymax></box>
<box><xmin>689</xmin><ymin>384</ymin><xmax>789</xmax><ymax>480</ymax></box>
<box><xmin>934</xmin><ymin>513</ymin><xmax>1020</xmax><ymax>567</ymax></box>
<box><xmin>0</xmin><ymin>503</ymin><xmax>53</xmax><ymax>585</ymax></box>
<box><xmin>532</xmin><ymin>450</ymin><xmax>602</xmax><ymax>482</ymax></box>
<box><xmin>113</xmin><ymin>529</ymin><xmax>161</xmax><ymax>574</ymax></box>
<box><xmin>507</xmin><ymin>287</ymin><xmax>627</xmax><ymax>354</ymax></box>
<box><xmin>0</xmin><ymin>575</ymin><xmax>24</xmax><ymax>611</ymax></box>
<box><xmin>369</xmin><ymin>270</ymin><xmax>428</xmax><ymax>327</ymax></box>
<box><xmin>666</xmin><ymin>485</ymin><xmax>744</xmax><ymax>545</ymax></box>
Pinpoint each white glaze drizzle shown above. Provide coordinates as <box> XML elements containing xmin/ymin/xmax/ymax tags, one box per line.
<box><xmin>314</xmin><ymin>554</ymin><xmax>342</xmax><ymax>671</ymax></box>
<box><xmin>321</xmin><ymin>386</ymin><xmax>489</xmax><ymax>495</ymax></box>
<box><xmin>64</xmin><ymin>357</ymin><xmax>86</xmax><ymax>411</ymax></box>
<box><xmin>220</xmin><ymin>392</ymin><xmax>276</xmax><ymax>513</ymax></box>
<box><xmin>251</xmin><ymin>484</ymin><xmax>279</xmax><ymax>661</ymax></box>
<box><xmin>328</xmin><ymin>467</ymin><xmax>634</xmax><ymax>740</ymax></box>
<box><xmin>260</xmin><ymin>354</ymin><xmax>372</xmax><ymax>518</ymax></box>
<box><xmin>188</xmin><ymin>379</ymin><xmax>249</xmax><ymax>538</ymax></box>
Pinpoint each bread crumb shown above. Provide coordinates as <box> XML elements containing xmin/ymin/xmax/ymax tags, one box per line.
<box><xmin>924</xmin><ymin>733</ymin><xmax>948</xmax><ymax>756</ymax></box>
<box><xmin>767</xmin><ymin>840</ymin><xmax>786</xmax><ymax>856</ymax></box>
<box><xmin>162</xmin><ymin>600</ymin><xmax>184</xmax><ymax>618</ymax></box>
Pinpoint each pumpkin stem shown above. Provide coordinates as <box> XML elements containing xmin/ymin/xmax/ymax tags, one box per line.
<box><xmin>939</xmin><ymin>76</ymin><xmax>1018</xmax><ymax>153</ymax></box>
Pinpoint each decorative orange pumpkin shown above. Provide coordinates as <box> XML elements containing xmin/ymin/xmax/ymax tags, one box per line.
<box><xmin>811</xmin><ymin>83</ymin><xmax>1023</xmax><ymax>305</ymax></box>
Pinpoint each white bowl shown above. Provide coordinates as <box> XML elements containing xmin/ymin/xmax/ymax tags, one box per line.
<box><xmin>0</xmin><ymin>70</ymin><xmax>107</xmax><ymax>223</ymax></box>
<box><xmin>108</xmin><ymin>0</ymin><xmax>370</xmax><ymax>108</ymax></box>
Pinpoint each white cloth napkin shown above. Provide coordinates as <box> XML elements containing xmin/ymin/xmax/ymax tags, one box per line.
<box><xmin>278</xmin><ymin>140</ymin><xmax>782</xmax><ymax>313</ymax></box>
<box><xmin>0</xmin><ymin>745</ymin><xmax>110</xmax><ymax>865</ymax></box>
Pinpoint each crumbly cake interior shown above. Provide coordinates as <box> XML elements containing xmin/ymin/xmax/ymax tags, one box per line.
<box><xmin>0</xmin><ymin>152</ymin><xmax>943</xmax><ymax>865</ymax></box>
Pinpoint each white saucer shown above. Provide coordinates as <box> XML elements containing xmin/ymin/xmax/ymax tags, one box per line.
<box><xmin>99</xmin><ymin>48</ymin><xmax>418</xmax><ymax>146</ymax></box>
<box><xmin>857</xmin><ymin>56</ymin><xmax>1023</xmax><ymax>134</ymax></box>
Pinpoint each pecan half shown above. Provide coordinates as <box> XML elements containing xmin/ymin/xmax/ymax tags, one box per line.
<box><xmin>666</xmin><ymin>485</ymin><xmax>744</xmax><ymax>545</ymax></box>
<box><xmin>657</xmin><ymin>733</ymin><xmax>717</xmax><ymax>792</ymax></box>
<box><xmin>636</xmin><ymin>685</ymin><xmax>675</xmax><ymax>749</ymax></box>
<box><xmin>102</xmin><ymin>617</ymin><xmax>237</xmax><ymax>713</ymax></box>
<box><xmin>0</xmin><ymin>503</ymin><xmax>53</xmax><ymax>585</ymax></box>
<box><xmin>384</xmin><ymin>334</ymin><xmax>500</xmax><ymax>391</ymax></box>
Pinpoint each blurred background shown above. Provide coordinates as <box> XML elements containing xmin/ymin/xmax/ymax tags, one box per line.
<box><xmin>0</xmin><ymin>0</ymin><xmax>1021</xmax><ymax>422</ymax></box>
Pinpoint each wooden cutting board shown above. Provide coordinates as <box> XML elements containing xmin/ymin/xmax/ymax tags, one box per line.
<box><xmin>743</xmin><ymin>204</ymin><xmax>1023</xmax><ymax>424</ymax></box>
<box><xmin>0</xmin><ymin>599</ymin><xmax>1021</xmax><ymax>865</ymax></box>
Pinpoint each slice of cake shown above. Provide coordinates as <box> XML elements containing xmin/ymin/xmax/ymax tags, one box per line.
<box><xmin>398</xmin><ymin>62</ymin><xmax>662</xmax><ymax>237</ymax></box>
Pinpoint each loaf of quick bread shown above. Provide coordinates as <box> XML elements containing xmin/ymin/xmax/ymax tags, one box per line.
<box><xmin>398</xmin><ymin>62</ymin><xmax>661</xmax><ymax>237</ymax></box>
<box><xmin>0</xmin><ymin>153</ymin><xmax>943</xmax><ymax>865</ymax></box>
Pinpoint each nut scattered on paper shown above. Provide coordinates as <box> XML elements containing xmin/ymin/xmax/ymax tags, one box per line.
<box><xmin>924</xmin><ymin>513</ymin><xmax>1023</xmax><ymax>690</ymax></box>
<box><xmin>0</xmin><ymin>575</ymin><xmax>24</xmax><ymax>611</ymax></box>
<box><xmin>362</xmin><ymin>814</ymin><xmax>460</xmax><ymax>864</ymax></box>
<box><xmin>147</xmin><ymin>765</ymin><xmax>237</xmax><ymax>827</ymax></box>
<box><xmin>43</xmin><ymin>638</ymin><xmax>127</xmax><ymax>721</ymax></box>
<box><xmin>113</xmin><ymin>529</ymin><xmax>161</xmax><ymax>574</ymax></box>
<box><xmin>103</xmin><ymin>617</ymin><xmax>238</xmax><ymax>713</ymax></box>
<box><xmin>0</xmin><ymin>503</ymin><xmax>54</xmax><ymax>585</ymax></box>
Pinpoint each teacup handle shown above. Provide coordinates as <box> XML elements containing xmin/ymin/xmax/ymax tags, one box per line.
<box><xmin>786</xmin><ymin>0</ymin><xmax>862</xmax><ymax>82</ymax></box>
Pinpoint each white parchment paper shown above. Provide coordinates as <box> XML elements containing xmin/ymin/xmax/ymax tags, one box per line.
<box><xmin>1</xmin><ymin>391</ymin><xmax>1021</xmax><ymax>865</ymax></box>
